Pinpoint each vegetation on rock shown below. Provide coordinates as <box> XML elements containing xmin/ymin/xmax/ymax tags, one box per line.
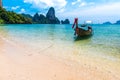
<box><xmin>0</xmin><ymin>7</ymin><xmax>32</xmax><ymax>24</ymax></box>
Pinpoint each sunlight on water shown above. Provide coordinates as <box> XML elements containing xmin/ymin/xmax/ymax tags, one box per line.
<box><xmin>0</xmin><ymin>24</ymin><xmax>120</xmax><ymax>59</ymax></box>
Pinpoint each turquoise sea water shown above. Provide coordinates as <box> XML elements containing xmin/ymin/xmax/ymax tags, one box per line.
<box><xmin>0</xmin><ymin>24</ymin><xmax>120</xmax><ymax>59</ymax></box>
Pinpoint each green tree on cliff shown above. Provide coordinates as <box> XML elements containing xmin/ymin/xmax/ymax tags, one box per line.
<box><xmin>0</xmin><ymin>7</ymin><xmax>32</xmax><ymax>24</ymax></box>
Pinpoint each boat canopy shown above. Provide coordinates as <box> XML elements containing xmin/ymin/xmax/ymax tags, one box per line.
<box><xmin>84</xmin><ymin>21</ymin><xmax>92</xmax><ymax>24</ymax></box>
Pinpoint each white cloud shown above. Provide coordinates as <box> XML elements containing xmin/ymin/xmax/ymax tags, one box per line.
<box><xmin>80</xmin><ymin>2</ymin><xmax>120</xmax><ymax>16</ymax></box>
<box><xmin>19</xmin><ymin>8</ymin><xmax>26</xmax><ymax>13</ymax></box>
<box><xmin>65</xmin><ymin>2</ymin><xmax>120</xmax><ymax>16</ymax></box>
<box><xmin>24</xmin><ymin>0</ymin><xmax>67</xmax><ymax>9</ymax></box>
<box><xmin>79</xmin><ymin>2</ymin><xmax>87</xmax><ymax>7</ymax></box>
<box><xmin>72</xmin><ymin>0</ymin><xmax>94</xmax><ymax>7</ymax></box>
<box><xmin>78</xmin><ymin>2</ymin><xmax>95</xmax><ymax>7</ymax></box>
<box><xmin>11</xmin><ymin>6</ymin><xmax>20</xmax><ymax>10</ymax></box>
<box><xmin>58</xmin><ymin>2</ymin><xmax>120</xmax><ymax>23</ymax></box>
<box><xmin>57</xmin><ymin>8</ymin><xmax>65</xmax><ymax>13</ymax></box>
<box><xmin>72</xmin><ymin>0</ymin><xmax>81</xmax><ymax>5</ymax></box>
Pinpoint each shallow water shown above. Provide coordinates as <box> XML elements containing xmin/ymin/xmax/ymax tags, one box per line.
<box><xmin>0</xmin><ymin>24</ymin><xmax>120</xmax><ymax>59</ymax></box>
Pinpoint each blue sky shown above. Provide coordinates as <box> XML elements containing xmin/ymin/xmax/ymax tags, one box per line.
<box><xmin>3</xmin><ymin>0</ymin><xmax>120</xmax><ymax>23</ymax></box>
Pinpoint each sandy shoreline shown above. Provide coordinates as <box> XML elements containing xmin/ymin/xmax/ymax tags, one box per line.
<box><xmin>0</xmin><ymin>35</ymin><xmax>120</xmax><ymax>80</ymax></box>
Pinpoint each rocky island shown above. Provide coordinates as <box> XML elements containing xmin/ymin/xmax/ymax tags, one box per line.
<box><xmin>115</xmin><ymin>20</ymin><xmax>120</xmax><ymax>24</ymax></box>
<box><xmin>103</xmin><ymin>21</ymin><xmax>112</xmax><ymax>25</ymax></box>
<box><xmin>102</xmin><ymin>20</ymin><xmax>120</xmax><ymax>25</ymax></box>
<box><xmin>22</xmin><ymin>7</ymin><xmax>70</xmax><ymax>24</ymax></box>
<box><xmin>0</xmin><ymin>6</ymin><xmax>70</xmax><ymax>24</ymax></box>
<box><xmin>61</xmin><ymin>19</ymin><xmax>70</xmax><ymax>24</ymax></box>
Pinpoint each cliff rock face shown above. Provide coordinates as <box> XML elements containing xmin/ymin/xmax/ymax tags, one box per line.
<box><xmin>32</xmin><ymin>13</ymin><xmax>47</xmax><ymax>24</ymax></box>
<box><xmin>39</xmin><ymin>14</ymin><xmax>47</xmax><ymax>24</ymax></box>
<box><xmin>33</xmin><ymin>13</ymin><xmax>40</xmax><ymax>22</ymax></box>
<box><xmin>61</xmin><ymin>19</ymin><xmax>70</xmax><ymax>24</ymax></box>
<box><xmin>46</xmin><ymin>7</ymin><xmax>55</xmax><ymax>20</ymax></box>
<box><xmin>46</xmin><ymin>7</ymin><xmax>60</xmax><ymax>24</ymax></box>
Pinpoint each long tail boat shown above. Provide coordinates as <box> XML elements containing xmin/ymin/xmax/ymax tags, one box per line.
<box><xmin>72</xmin><ymin>18</ymin><xmax>93</xmax><ymax>37</ymax></box>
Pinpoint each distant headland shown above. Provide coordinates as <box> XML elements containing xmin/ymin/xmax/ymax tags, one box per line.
<box><xmin>0</xmin><ymin>6</ymin><xmax>70</xmax><ymax>24</ymax></box>
<box><xmin>102</xmin><ymin>20</ymin><xmax>120</xmax><ymax>25</ymax></box>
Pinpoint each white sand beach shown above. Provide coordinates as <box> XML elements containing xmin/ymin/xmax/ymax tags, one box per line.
<box><xmin>0</xmin><ymin>34</ymin><xmax>120</xmax><ymax>80</ymax></box>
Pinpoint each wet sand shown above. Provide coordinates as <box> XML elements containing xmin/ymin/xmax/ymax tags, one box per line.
<box><xmin>0</xmin><ymin>35</ymin><xmax>120</xmax><ymax>80</ymax></box>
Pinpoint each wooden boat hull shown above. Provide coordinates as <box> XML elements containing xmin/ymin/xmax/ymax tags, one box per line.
<box><xmin>77</xmin><ymin>28</ymin><xmax>92</xmax><ymax>37</ymax></box>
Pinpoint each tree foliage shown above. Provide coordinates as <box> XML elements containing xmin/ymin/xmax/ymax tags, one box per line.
<box><xmin>0</xmin><ymin>7</ymin><xmax>32</xmax><ymax>24</ymax></box>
